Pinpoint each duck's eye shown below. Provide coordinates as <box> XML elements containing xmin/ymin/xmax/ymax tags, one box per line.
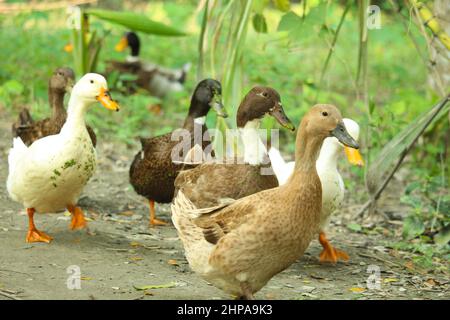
<box><xmin>262</xmin><ymin>92</ymin><xmax>268</xmax><ymax>98</ymax></box>
<box><xmin>90</xmin><ymin>80</ymin><xmax>94</xmax><ymax>84</ymax></box>
<box><xmin>322</xmin><ymin>111</ymin><xmax>328</xmax><ymax>117</ymax></box>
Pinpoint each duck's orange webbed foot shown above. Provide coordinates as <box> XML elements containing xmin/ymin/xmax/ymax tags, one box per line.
<box><xmin>148</xmin><ymin>200</ymin><xmax>168</xmax><ymax>227</ymax></box>
<box><xmin>318</xmin><ymin>232</ymin><xmax>349</xmax><ymax>264</ymax></box>
<box><xmin>26</xmin><ymin>208</ymin><xmax>53</xmax><ymax>243</ymax></box>
<box><xmin>67</xmin><ymin>205</ymin><xmax>87</xmax><ymax>230</ymax></box>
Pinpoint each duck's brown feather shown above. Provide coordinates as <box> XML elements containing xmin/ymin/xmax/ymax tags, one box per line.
<box><xmin>175</xmin><ymin>162</ymin><xmax>278</xmax><ymax>209</ymax></box>
<box><xmin>12</xmin><ymin>111</ymin><xmax>97</xmax><ymax>147</ymax></box>
<box><xmin>129</xmin><ymin>123</ymin><xmax>211</xmax><ymax>204</ymax></box>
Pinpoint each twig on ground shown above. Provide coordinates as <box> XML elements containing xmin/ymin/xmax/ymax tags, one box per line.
<box><xmin>0</xmin><ymin>289</ymin><xmax>22</xmax><ymax>300</ymax></box>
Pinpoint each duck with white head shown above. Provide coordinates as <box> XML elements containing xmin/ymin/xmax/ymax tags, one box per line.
<box><xmin>7</xmin><ymin>73</ymin><xmax>120</xmax><ymax>243</ymax></box>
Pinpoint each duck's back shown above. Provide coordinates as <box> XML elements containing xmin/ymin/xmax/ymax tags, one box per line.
<box><xmin>175</xmin><ymin>163</ymin><xmax>278</xmax><ymax>208</ymax></box>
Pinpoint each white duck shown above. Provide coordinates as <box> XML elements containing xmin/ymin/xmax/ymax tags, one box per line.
<box><xmin>7</xmin><ymin>73</ymin><xmax>119</xmax><ymax>243</ymax></box>
<box><xmin>268</xmin><ymin>118</ymin><xmax>364</xmax><ymax>263</ymax></box>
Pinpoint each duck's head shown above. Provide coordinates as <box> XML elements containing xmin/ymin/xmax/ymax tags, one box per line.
<box><xmin>319</xmin><ymin>118</ymin><xmax>364</xmax><ymax>166</ymax></box>
<box><xmin>303</xmin><ymin>104</ymin><xmax>359</xmax><ymax>149</ymax></box>
<box><xmin>236</xmin><ymin>86</ymin><xmax>295</xmax><ymax>131</ymax></box>
<box><xmin>49</xmin><ymin>67</ymin><xmax>75</xmax><ymax>94</ymax></box>
<box><xmin>189</xmin><ymin>78</ymin><xmax>227</xmax><ymax>118</ymax></box>
<box><xmin>71</xmin><ymin>73</ymin><xmax>120</xmax><ymax>111</ymax></box>
<box><xmin>115</xmin><ymin>31</ymin><xmax>140</xmax><ymax>57</ymax></box>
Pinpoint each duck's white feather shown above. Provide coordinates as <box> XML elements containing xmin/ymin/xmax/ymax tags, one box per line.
<box><xmin>268</xmin><ymin>118</ymin><xmax>360</xmax><ymax>231</ymax></box>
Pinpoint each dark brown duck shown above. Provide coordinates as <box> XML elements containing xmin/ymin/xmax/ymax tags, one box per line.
<box><xmin>129</xmin><ymin>79</ymin><xmax>227</xmax><ymax>226</ymax></box>
<box><xmin>11</xmin><ymin>67</ymin><xmax>97</xmax><ymax>147</ymax></box>
<box><xmin>174</xmin><ymin>86</ymin><xmax>295</xmax><ymax>209</ymax></box>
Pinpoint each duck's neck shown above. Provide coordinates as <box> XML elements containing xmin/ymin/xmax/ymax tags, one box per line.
<box><xmin>316</xmin><ymin>138</ymin><xmax>340</xmax><ymax>172</ymax></box>
<box><xmin>183</xmin><ymin>96</ymin><xmax>209</xmax><ymax>130</ymax></box>
<box><xmin>293</xmin><ymin>124</ymin><xmax>325</xmax><ymax>173</ymax></box>
<box><xmin>48</xmin><ymin>88</ymin><xmax>66</xmax><ymax>122</ymax></box>
<box><xmin>62</xmin><ymin>94</ymin><xmax>90</xmax><ymax>134</ymax></box>
<box><xmin>238</xmin><ymin>119</ymin><xmax>267</xmax><ymax>166</ymax></box>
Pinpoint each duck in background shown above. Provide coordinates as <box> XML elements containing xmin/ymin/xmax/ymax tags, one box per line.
<box><xmin>269</xmin><ymin>118</ymin><xmax>364</xmax><ymax>263</ymax></box>
<box><xmin>172</xmin><ymin>104</ymin><xmax>359</xmax><ymax>299</ymax></box>
<box><xmin>129</xmin><ymin>79</ymin><xmax>227</xmax><ymax>227</ymax></box>
<box><xmin>11</xmin><ymin>67</ymin><xmax>97</xmax><ymax>147</ymax></box>
<box><xmin>7</xmin><ymin>73</ymin><xmax>119</xmax><ymax>243</ymax></box>
<box><xmin>109</xmin><ymin>31</ymin><xmax>191</xmax><ymax>99</ymax></box>
<box><xmin>174</xmin><ymin>86</ymin><xmax>295</xmax><ymax>209</ymax></box>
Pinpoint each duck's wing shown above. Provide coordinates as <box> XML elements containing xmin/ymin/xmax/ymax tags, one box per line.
<box><xmin>174</xmin><ymin>162</ymin><xmax>241</xmax><ymax>209</ymax></box>
<box><xmin>194</xmin><ymin>190</ymin><xmax>271</xmax><ymax>245</ymax></box>
<box><xmin>12</xmin><ymin>117</ymin><xmax>62</xmax><ymax>147</ymax></box>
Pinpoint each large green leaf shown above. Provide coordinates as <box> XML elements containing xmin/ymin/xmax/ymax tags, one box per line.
<box><xmin>252</xmin><ymin>13</ymin><xmax>268</xmax><ymax>33</ymax></box>
<box><xmin>366</xmin><ymin>95</ymin><xmax>450</xmax><ymax>195</ymax></box>
<box><xmin>86</xmin><ymin>9</ymin><xmax>187</xmax><ymax>37</ymax></box>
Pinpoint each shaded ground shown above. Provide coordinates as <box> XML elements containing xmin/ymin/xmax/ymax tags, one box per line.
<box><xmin>0</xmin><ymin>115</ymin><xmax>448</xmax><ymax>300</ymax></box>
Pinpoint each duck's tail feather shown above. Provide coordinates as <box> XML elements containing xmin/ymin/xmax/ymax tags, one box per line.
<box><xmin>8</xmin><ymin>137</ymin><xmax>28</xmax><ymax>175</ymax></box>
<box><xmin>178</xmin><ymin>62</ymin><xmax>191</xmax><ymax>84</ymax></box>
<box><xmin>268</xmin><ymin>147</ymin><xmax>286</xmax><ymax>177</ymax></box>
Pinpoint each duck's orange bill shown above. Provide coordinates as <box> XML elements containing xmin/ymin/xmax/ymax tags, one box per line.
<box><xmin>64</xmin><ymin>43</ymin><xmax>73</xmax><ymax>53</ymax></box>
<box><xmin>96</xmin><ymin>87</ymin><xmax>120</xmax><ymax>112</ymax></box>
<box><xmin>115</xmin><ymin>37</ymin><xmax>128</xmax><ymax>52</ymax></box>
<box><xmin>344</xmin><ymin>146</ymin><xmax>364</xmax><ymax>166</ymax></box>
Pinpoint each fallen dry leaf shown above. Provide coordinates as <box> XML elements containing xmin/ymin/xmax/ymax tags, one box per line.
<box><xmin>168</xmin><ymin>259</ymin><xmax>179</xmax><ymax>266</ymax></box>
<box><xmin>350</xmin><ymin>287</ymin><xmax>366</xmax><ymax>293</ymax></box>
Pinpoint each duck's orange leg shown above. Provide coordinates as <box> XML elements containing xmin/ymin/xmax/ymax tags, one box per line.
<box><xmin>26</xmin><ymin>208</ymin><xmax>53</xmax><ymax>243</ymax></box>
<box><xmin>318</xmin><ymin>231</ymin><xmax>349</xmax><ymax>263</ymax></box>
<box><xmin>67</xmin><ymin>205</ymin><xmax>87</xmax><ymax>230</ymax></box>
<box><xmin>149</xmin><ymin>200</ymin><xmax>167</xmax><ymax>227</ymax></box>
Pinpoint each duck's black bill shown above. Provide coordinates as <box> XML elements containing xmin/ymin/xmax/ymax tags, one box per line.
<box><xmin>270</xmin><ymin>104</ymin><xmax>295</xmax><ymax>131</ymax></box>
<box><xmin>331</xmin><ymin>122</ymin><xmax>359</xmax><ymax>149</ymax></box>
<box><xmin>211</xmin><ymin>94</ymin><xmax>228</xmax><ymax>118</ymax></box>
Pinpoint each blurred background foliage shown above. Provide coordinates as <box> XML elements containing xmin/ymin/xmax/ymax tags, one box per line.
<box><xmin>0</xmin><ymin>0</ymin><xmax>448</xmax><ymax>263</ymax></box>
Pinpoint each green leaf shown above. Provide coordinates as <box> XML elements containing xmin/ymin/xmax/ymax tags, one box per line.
<box><xmin>86</xmin><ymin>9</ymin><xmax>187</xmax><ymax>37</ymax></box>
<box><xmin>253</xmin><ymin>13</ymin><xmax>268</xmax><ymax>33</ymax></box>
<box><xmin>253</xmin><ymin>0</ymin><xmax>270</xmax><ymax>14</ymax></box>
<box><xmin>402</xmin><ymin>215</ymin><xmax>425</xmax><ymax>240</ymax></box>
<box><xmin>347</xmin><ymin>223</ymin><xmax>362</xmax><ymax>232</ymax></box>
<box><xmin>277</xmin><ymin>11</ymin><xmax>302</xmax><ymax>32</ymax></box>
<box><xmin>366</xmin><ymin>97</ymin><xmax>450</xmax><ymax>195</ymax></box>
<box><xmin>272</xmin><ymin>0</ymin><xmax>290</xmax><ymax>12</ymax></box>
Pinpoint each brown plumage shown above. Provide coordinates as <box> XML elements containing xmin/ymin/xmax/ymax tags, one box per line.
<box><xmin>175</xmin><ymin>86</ymin><xmax>295</xmax><ymax>209</ymax></box>
<box><xmin>129</xmin><ymin>79</ymin><xmax>226</xmax><ymax>226</ymax></box>
<box><xmin>171</xmin><ymin>104</ymin><xmax>359</xmax><ymax>299</ymax></box>
<box><xmin>11</xmin><ymin>67</ymin><xmax>97</xmax><ymax>147</ymax></box>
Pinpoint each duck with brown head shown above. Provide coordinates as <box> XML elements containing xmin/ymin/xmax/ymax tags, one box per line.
<box><xmin>11</xmin><ymin>67</ymin><xmax>97</xmax><ymax>147</ymax></box>
<box><xmin>171</xmin><ymin>104</ymin><xmax>358</xmax><ymax>300</ymax></box>
<box><xmin>174</xmin><ymin>86</ymin><xmax>294</xmax><ymax>209</ymax></box>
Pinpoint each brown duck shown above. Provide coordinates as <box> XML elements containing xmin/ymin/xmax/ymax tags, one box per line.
<box><xmin>174</xmin><ymin>86</ymin><xmax>295</xmax><ymax>209</ymax></box>
<box><xmin>129</xmin><ymin>79</ymin><xmax>227</xmax><ymax>226</ymax></box>
<box><xmin>11</xmin><ymin>67</ymin><xmax>97</xmax><ymax>147</ymax></box>
<box><xmin>171</xmin><ymin>104</ymin><xmax>359</xmax><ymax>299</ymax></box>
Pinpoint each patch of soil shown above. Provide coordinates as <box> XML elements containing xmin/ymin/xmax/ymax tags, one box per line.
<box><xmin>0</xmin><ymin>115</ymin><xmax>448</xmax><ymax>300</ymax></box>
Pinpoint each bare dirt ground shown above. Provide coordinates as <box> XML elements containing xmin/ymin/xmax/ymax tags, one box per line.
<box><xmin>0</xmin><ymin>115</ymin><xmax>448</xmax><ymax>300</ymax></box>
